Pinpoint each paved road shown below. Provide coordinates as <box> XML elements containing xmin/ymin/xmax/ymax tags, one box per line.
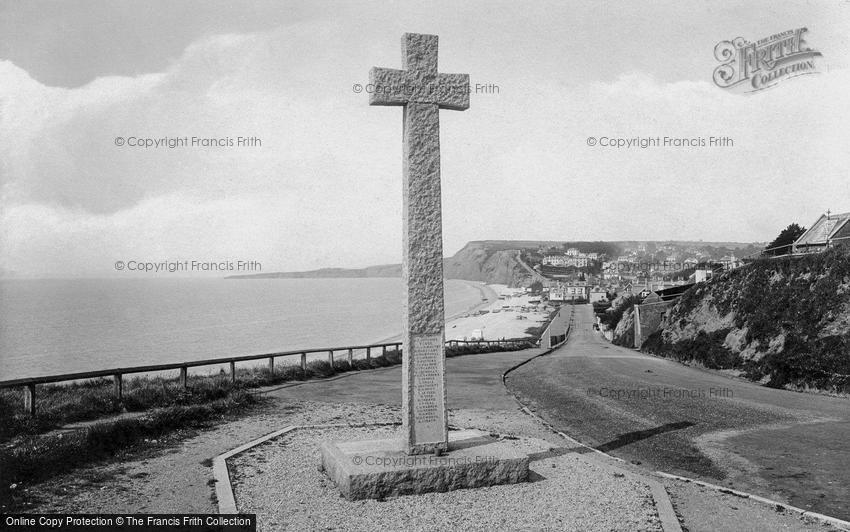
<box><xmin>506</xmin><ymin>304</ymin><xmax>850</xmax><ymax>521</ymax></box>
<box><xmin>265</xmin><ymin>348</ymin><xmax>545</xmax><ymax>411</ymax></box>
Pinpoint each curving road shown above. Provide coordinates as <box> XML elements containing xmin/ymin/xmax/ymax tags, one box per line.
<box><xmin>505</xmin><ymin>304</ymin><xmax>850</xmax><ymax>521</ymax></box>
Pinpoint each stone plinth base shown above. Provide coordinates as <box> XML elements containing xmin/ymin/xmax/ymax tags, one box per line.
<box><xmin>319</xmin><ymin>429</ymin><xmax>529</xmax><ymax>500</ymax></box>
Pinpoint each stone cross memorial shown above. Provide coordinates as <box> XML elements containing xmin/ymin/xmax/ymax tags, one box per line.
<box><xmin>319</xmin><ymin>34</ymin><xmax>528</xmax><ymax>499</ymax></box>
<box><xmin>369</xmin><ymin>33</ymin><xmax>470</xmax><ymax>455</ymax></box>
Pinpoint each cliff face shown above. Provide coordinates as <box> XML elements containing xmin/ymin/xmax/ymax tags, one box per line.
<box><xmin>613</xmin><ymin>307</ymin><xmax>635</xmax><ymax>347</ymax></box>
<box><xmin>443</xmin><ymin>242</ymin><xmax>530</xmax><ymax>287</ymax></box>
<box><xmin>603</xmin><ymin>295</ymin><xmax>639</xmax><ymax>347</ymax></box>
<box><xmin>643</xmin><ymin>248</ymin><xmax>850</xmax><ymax>391</ymax></box>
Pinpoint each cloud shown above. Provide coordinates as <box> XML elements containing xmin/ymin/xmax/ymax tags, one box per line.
<box><xmin>1</xmin><ymin>24</ymin><xmax>848</xmax><ymax>277</ymax></box>
<box><xmin>441</xmin><ymin>67</ymin><xmax>849</xmax><ymax>246</ymax></box>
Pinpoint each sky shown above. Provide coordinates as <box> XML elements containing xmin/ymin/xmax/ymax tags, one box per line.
<box><xmin>1</xmin><ymin>0</ymin><xmax>849</xmax><ymax>277</ymax></box>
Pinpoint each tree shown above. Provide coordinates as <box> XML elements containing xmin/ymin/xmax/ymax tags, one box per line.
<box><xmin>766</xmin><ymin>223</ymin><xmax>806</xmax><ymax>256</ymax></box>
<box><xmin>530</xmin><ymin>280</ymin><xmax>543</xmax><ymax>293</ymax></box>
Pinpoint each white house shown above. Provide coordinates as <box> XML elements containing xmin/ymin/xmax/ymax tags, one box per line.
<box><xmin>566</xmin><ymin>257</ymin><xmax>589</xmax><ymax>268</ymax></box>
<box><xmin>719</xmin><ymin>254</ymin><xmax>742</xmax><ymax>270</ymax></box>
<box><xmin>691</xmin><ymin>268</ymin><xmax>714</xmax><ymax>283</ymax></box>
<box><xmin>589</xmin><ymin>287</ymin><xmax>608</xmax><ymax>303</ymax></box>
<box><xmin>542</xmin><ymin>255</ymin><xmax>568</xmax><ymax>266</ymax></box>
<box><xmin>543</xmin><ymin>254</ymin><xmax>589</xmax><ymax>268</ymax></box>
<box><xmin>549</xmin><ymin>283</ymin><xmax>589</xmax><ymax>301</ymax></box>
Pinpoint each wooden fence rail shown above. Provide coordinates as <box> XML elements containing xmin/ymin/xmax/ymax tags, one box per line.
<box><xmin>0</xmin><ymin>342</ymin><xmax>401</xmax><ymax>416</ymax></box>
<box><xmin>0</xmin><ymin>337</ymin><xmax>535</xmax><ymax>416</ymax></box>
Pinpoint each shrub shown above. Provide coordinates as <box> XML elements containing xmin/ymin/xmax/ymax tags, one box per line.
<box><xmin>600</xmin><ymin>295</ymin><xmax>642</xmax><ymax>330</ymax></box>
<box><xmin>352</xmin><ymin>358</ymin><xmax>373</xmax><ymax>371</ymax></box>
<box><xmin>384</xmin><ymin>349</ymin><xmax>402</xmax><ymax>364</ymax></box>
<box><xmin>0</xmin><ymin>390</ymin><xmax>258</xmax><ymax>508</ymax></box>
<box><xmin>642</xmin><ymin>329</ymin><xmax>740</xmax><ymax>370</ymax></box>
<box><xmin>332</xmin><ymin>360</ymin><xmax>352</xmax><ymax>373</ymax></box>
<box><xmin>305</xmin><ymin>360</ymin><xmax>335</xmax><ymax>378</ymax></box>
<box><xmin>277</xmin><ymin>365</ymin><xmax>304</xmax><ymax>381</ymax></box>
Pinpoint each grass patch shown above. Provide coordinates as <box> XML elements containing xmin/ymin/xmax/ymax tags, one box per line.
<box><xmin>446</xmin><ymin>342</ymin><xmax>530</xmax><ymax>357</ymax></box>
<box><xmin>0</xmin><ymin>390</ymin><xmax>259</xmax><ymax>510</ymax></box>
<box><xmin>0</xmin><ymin>375</ymin><xmax>246</xmax><ymax>441</ymax></box>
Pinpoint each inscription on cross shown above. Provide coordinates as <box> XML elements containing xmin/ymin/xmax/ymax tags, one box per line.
<box><xmin>369</xmin><ymin>33</ymin><xmax>469</xmax><ymax>455</ymax></box>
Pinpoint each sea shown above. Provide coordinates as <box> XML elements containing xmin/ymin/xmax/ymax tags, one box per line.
<box><xmin>0</xmin><ymin>278</ymin><xmax>488</xmax><ymax>381</ymax></box>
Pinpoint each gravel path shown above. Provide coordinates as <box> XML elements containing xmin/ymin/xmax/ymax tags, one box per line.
<box><xmin>230</xmin><ymin>414</ymin><xmax>662</xmax><ymax>532</ymax></box>
<box><xmin>20</xmin><ymin>401</ymin><xmax>398</xmax><ymax>514</ymax></box>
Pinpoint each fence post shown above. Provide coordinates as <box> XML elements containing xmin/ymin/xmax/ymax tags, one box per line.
<box><xmin>230</xmin><ymin>361</ymin><xmax>236</xmax><ymax>383</ymax></box>
<box><xmin>366</xmin><ymin>347</ymin><xmax>371</xmax><ymax>361</ymax></box>
<box><xmin>300</xmin><ymin>353</ymin><xmax>307</xmax><ymax>378</ymax></box>
<box><xmin>180</xmin><ymin>366</ymin><xmax>188</xmax><ymax>389</ymax></box>
<box><xmin>113</xmin><ymin>373</ymin><xmax>123</xmax><ymax>401</ymax></box>
<box><xmin>348</xmin><ymin>348</ymin><xmax>353</xmax><ymax>364</ymax></box>
<box><xmin>24</xmin><ymin>384</ymin><xmax>36</xmax><ymax>416</ymax></box>
<box><xmin>268</xmin><ymin>356</ymin><xmax>275</xmax><ymax>374</ymax></box>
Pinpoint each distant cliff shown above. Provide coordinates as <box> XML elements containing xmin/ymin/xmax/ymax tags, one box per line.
<box><xmin>643</xmin><ymin>248</ymin><xmax>850</xmax><ymax>392</ymax></box>
<box><xmin>228</xmin><ymin>241</ymin><xmax>530</xmax><ymax>286</ymax></box>
<box><xmin>227</xmin><ymin>264</ymin><xmax>401</xmax><ymax>279</ymax></box>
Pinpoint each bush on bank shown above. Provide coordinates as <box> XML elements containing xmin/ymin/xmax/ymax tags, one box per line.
<box><xmin>643</xmin><ymin>247</ymin><xmax>850</xmax><ymax>393</ymax></box>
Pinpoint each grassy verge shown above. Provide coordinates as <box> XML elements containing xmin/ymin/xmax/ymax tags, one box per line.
<box><xmin>0</xmin><ymin>389</ymin><xmax>259</xmax><ymax>510</ymax></box>
<box><xmin>0</xmin><ymin>351</ymin><xmax>402</xmax><ymax>441</ymax></box>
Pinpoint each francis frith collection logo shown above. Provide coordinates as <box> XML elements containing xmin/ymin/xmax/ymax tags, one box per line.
<box><xmin>713</xmin><ymin>27</ymin><xmax>822</xmax><ymax>93</ymax></box>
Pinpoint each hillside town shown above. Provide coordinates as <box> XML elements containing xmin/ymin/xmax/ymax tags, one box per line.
<box><xmin>512</xmin><ymin>211</ymin><xmax>848</xmax><ymax>305</ymax></box>
<box><xmin>520</xmin><ymin>242</ymin><xmax>754</xmax><ymax>304</ymax></box>
<box><xmin>508</xmin><ymin>211</ymin><xmax>850</xmax><ymax>350</ymax></box>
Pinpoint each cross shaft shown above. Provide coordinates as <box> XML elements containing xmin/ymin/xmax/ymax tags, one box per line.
<box><xmin>369</xmin><ymin>33</ymin><xmax>469</xmax><ymax>455</ymax></box>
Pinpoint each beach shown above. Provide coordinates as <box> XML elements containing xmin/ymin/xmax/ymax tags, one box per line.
<box><xmin>373</xmin><ymin>284</ymin><xmax>552</xmax><ymax>345</ymax></box>
<box><xmin>444</xmin><ymin>284</ymin><xmax>552</xmax><ymax>341</ymax></box>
